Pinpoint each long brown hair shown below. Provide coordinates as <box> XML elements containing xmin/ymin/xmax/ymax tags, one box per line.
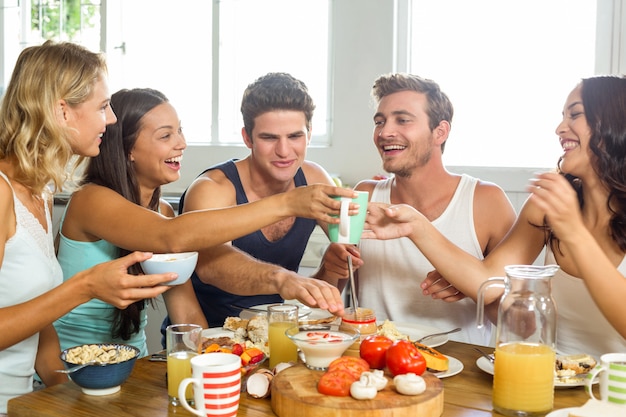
<box><xmin>82</xmin><ymin>88</ymin><xmax>168</xmax><ymax>340</ymax></box>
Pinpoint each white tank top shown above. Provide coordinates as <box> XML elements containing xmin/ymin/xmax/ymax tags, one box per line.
<box><xmin>547</xmin><ymin>247</ymin><xmax>626</xmax><ymax>358</ymax></box>
<box><xmin>0</xmin><ymin>172</ymin><xmax>63</xmax><ymax>413</ymax></box>
<box><xmin>357</xmin><ymin>174</ymin><xmax>492</xmax><ymax>346</ymax></box>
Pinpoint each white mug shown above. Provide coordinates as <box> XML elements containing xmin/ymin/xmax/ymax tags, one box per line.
<box><xmin>178</xmin><ymin>352</ymin><xmax>241</xmax><ymax>417</ymax></box>
<box><xmin>586</xmin><ymin>353</ymin><xmax>626</xmax><ymax>406</ymax></box>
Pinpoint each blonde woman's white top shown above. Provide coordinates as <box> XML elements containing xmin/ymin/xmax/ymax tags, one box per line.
<box><xmin>0</xmin><ymin>172</ymin><xmax>63</xmax><ymax>413</ymax></box>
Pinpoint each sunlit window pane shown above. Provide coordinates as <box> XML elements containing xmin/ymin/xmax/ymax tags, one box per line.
<box><xmin>410</xmin><ymin>0</ymin><xmax>597</xmax><ymax>168</ymax></box>
<box><xmin>217</xmin><ymin>0</ymin><xmax>330</xmax><ymax>144</ymax></box>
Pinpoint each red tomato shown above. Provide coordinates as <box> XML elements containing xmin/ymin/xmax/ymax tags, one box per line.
<box><xmin>327</xmin><ymin>356</ymin><xmax>370</xmax><ymax>379</ymax></box>
<box><xmin>359</xmin><ymin>335</ymin><xmax>393</xmax><ymax>369</ymax></box>
<box><xmin>385</xmin><ymin>340</ymin><xmax>427</xmax><ymax>376</ymax></box>
<box><xmin>317</xmin><ymin>369</ymin><xmax>354</xmax><ymax>397</ymax></box>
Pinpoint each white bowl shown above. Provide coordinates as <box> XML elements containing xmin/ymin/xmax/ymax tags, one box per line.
<box><xmin>140</xmin><ymin>251</ymin><xmax>198</xmax><ymax>285</ymax></box>
<box><xmin>286</xmin><ymin>324</ymin><xmax>360</xmax><ymax>370</ymax></box>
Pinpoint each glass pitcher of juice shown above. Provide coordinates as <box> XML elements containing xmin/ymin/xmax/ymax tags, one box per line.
<box><xmin>477</xmin><ymin>265</ymin><xmax>559</xmax><ymax>417</ymax></box>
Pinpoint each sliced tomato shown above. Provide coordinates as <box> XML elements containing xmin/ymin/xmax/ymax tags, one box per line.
<box><xmin>327</xmin><ymin>356</ymin><xmax>370</xmax><ymax>379</ymax></box>
<box><xmin>317</xmin><ymin>369</ymin><xmax>354</xmax><ymax>397</ymax></box>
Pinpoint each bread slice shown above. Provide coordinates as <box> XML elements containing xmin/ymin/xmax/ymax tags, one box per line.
<box><xmin>568</xmin><ymin>399</ymin><xmax>625</xmax><ymax>417</ymax></box>
<box><xmin>555</xmin><ymin>353</ymin><xmax>596</xmax><ymax>376</ymax></box>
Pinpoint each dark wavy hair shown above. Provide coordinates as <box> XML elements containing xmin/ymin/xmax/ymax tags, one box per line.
<box><xmin>82</xmin><ymin>88</ymin><xmax>168</xmax><ymax>340</ymax></box>
<box><xmin>549</xmin><ymin>76</ymin><xmax>626</xmax><ymax>252</ymax></box>
<box><xmin>240</xmin><ymin>72</ymin><xmax>315</xmax><ymax>139</ymax></box>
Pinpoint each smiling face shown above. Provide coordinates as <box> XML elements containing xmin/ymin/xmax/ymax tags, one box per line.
<box><xmin>65</xmin><ymin>77</ymin><xmax>117</xmax><ymax>157</ymax></box>
<box><xmin>129</xmin><ymin>102</ymin><xmax>186</xmax><ymax>191</ymax></box>
<box><xmin>373</xmin><ymin>90</ymin><xmax>442</xmax><ymax>177</ymax></box>
<box><xmin>244</xmin><ymin>110</ymin><xmax>310</xmax><ymax>184</ymax></box>
<box><xmin>556</xmin><ymin>84</ymin><xmax>592</xmax><ymax>177</ymax></box>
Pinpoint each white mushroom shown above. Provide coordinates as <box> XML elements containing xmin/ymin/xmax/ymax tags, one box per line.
<box><xmin>393</xmin><ymin>373</ymin><xmax>426</xmax><ymax>396</ymax></box>
<box><xmin>350</xmin><ymin>373</ymin><xmax>379</xmax><ymax>400</ymax></box>
<box><xmin>360</xmin><ymin>370</ymin><xmax>388</xmax><ymax>391</ymax></box>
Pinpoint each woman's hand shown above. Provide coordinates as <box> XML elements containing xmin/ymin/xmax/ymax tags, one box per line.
<box><xmin>79</xmin><ymin>252</ymin><xmax>173</xmax><ymax>309</ymax></box>
<box><xmin>362</xmin><ymin>202</ymin><xmax>423</xmax><ymax>240</ymax></box>
<box><xmin>284</xmin><ymin>184</ymin><xmax>357</xmax><ymax>224</ymax></box>
<box><xmin>527</xmin><ymin>172</ymin><xmax>585</xmax><ymax>243</ymax></box>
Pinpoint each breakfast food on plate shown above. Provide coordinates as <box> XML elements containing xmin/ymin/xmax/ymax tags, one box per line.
<box><xmin>555</xmin><ymin>353</ymin><xmax>597</xmax><ymax>382</ymax></box>
<box><xmin>375</xmin><ymin>320</ymin><xmax>449</xmax><ymax>372</ymax></box>
<box><xmin>377</xmin><ymin>320</ymin><xmax>410</xmax><ymax>341</ymax></box>
<box><xmin>555</xmin><ymin>353</ymin><xmax>596</xmax><ymax>374</ymax></box>
<box><xmin>567</xmin><ymin>398</ymin><xmax>625</xmax><ymax>417</ymax></box>
<box><xmin>203</xmin><ymin>315</ymin><xmax>269</xmax><ymax>355</ymax></box>
<box><xmin>412</xmin><ymin>342</ymin><xmax>449</xmax><ymax>372</ymax></box>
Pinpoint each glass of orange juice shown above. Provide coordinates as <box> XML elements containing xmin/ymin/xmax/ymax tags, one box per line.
<box><xmin>268</xmin><ymin>304</ymin><xmax>299</xmax><ymax>368</ymax></box>
<box><xmin>166</xmin><ymin>323</ymin><xmax>202</xmax><ymax>406</ymax></box>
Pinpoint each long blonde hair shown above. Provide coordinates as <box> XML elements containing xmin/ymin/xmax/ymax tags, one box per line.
<box><xmin>0</xmin><ymin>40</ymin><xmax>107</xmax><ymax>194</ymax></box>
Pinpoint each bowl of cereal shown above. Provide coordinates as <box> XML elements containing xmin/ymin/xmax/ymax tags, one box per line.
<box><xmin>60</xmin><ymin>343</ymin><xmax>140</xmax><ymax>395</ymax></box>
<box><xmin>140</xmin><ymin>251</ymin><xmax>198</xmax><ymax>285</ymax></box>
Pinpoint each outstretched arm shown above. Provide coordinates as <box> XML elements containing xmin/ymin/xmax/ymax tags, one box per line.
<box><xmin>364</xmin><ymin>198</ymin><xmax>545</xmax><ymax>303</ymax></box>
<box><xmin>62</xmin><ymin>182</ymin><xmax>357</xmax><ymax>254</ymax></box>
<box><xmin>0</xmin><ymin>252</ymin><xmax>173</xmax><ymax>350</ymax></box>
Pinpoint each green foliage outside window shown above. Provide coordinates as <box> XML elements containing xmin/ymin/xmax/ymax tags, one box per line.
<box><xmin>31</xmin><ymin>0</ymin><xmax>99</xmax><ymax>42</ymax></box>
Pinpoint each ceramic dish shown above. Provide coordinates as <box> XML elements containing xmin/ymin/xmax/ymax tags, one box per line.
<box><xmin>545</xmin><ymin>408</ymin><xmax>578</xmax><ymax>417</ymax></box>
<box><xmin>476</xmin><ymin>356</ymin><xmax>598</xmax><ymax>389</ymax></box>
<box><xmin>380</xmin><ymin>322</ymin><xmax>449</xmax><ymax>348</ymax></box>
<box><xmin>432</xmin><ymin>356</ymin><xmax>463</xmax><ymax>378</ymax></box>
<box><xmin>201</xmin><ymin>327</ymin><xmax>235</xmax><ymax>339</ymax></box>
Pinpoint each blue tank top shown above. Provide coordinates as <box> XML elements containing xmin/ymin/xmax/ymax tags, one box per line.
<box><xmin>176</xmin><ymin>159</ymin><xmax>316</xmax><ymax>327</ymax></box>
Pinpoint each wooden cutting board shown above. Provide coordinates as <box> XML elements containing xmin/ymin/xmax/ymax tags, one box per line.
<box><xmin>271</xmin><ymin>364</ymin><xmax>443</xmax><ymax>417</ymax></box>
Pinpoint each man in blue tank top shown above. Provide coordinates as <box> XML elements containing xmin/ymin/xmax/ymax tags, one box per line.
<box><xmin>162</xmin><ymin>73</ymin><xmax>350</xmax><ymax>331</ymax></box>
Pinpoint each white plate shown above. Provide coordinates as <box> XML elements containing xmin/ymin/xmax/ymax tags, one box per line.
<box><xmin>476</xmin><ymin>356</ymin><xmax>598</xmax><ymax>388</ymax></box>
<box><xmin>380</xmin><ymin>322</ymin><xmax>449</xmax><ymax>348</ymax></box>
<box><xmin>239</xmin><ymin>303</ymin><xmax>314</xmax><ymax>320</ymax></box>
<box><xmin>201</xmin><ymin>327</ymin><xmax>235</xmax><ymax>339</ymax></box>
<box><xmin>546</xmin><ymin>408</ymin><xmax>578</xmax><ymax>417</ymax></box>
<box><xmin>432</xmin><ymin>355</ymin><xmax>463</xmax><ymax>379</ymax></box>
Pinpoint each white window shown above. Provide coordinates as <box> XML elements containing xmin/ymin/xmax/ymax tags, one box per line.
<box><xmin>216</xmin><ymin>0</ymin><xmax>330</xmax><ymax>144</ymax></box>
<box><xmin>103</xmin><ymin>0</ymin><xmax>330</xmax><ymax>146</ymax></box>
<box><xmin>408</xmin><ymin>0</ymin><xmax>604</xmax><ymax>168</ymax></box>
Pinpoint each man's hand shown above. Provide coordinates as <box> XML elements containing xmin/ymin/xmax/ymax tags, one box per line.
<box><xmin>421</xmin><ymin>270</ymin><xmax>467</xmax><ymax>303</ymax></box>
<box><xmin>275</xmin><ymin>271</ymin><xmax>345</xmax><ymax>317</ymax></box>
<box><xmin>317</xmin><ymin>243</ymin><xmax>363</xmax><ymax>283</ymax></box>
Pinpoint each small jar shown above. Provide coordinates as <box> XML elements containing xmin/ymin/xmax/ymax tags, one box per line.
<box><xmin>340</xmin><ymin>307</ymin><xmax>377</xmax><ymax>357</ymax></box>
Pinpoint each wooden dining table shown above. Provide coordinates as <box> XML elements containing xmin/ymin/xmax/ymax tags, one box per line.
<box><xmin>8</xmin><ymin>340</ymin><xmax>592</xmax><ymax>417</ymax></box>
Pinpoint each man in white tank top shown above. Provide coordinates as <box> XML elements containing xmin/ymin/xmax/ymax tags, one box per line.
<box><xmin>323</xmin><ymin>74</ymin><xmax>516</xmax><ymax>346</ymax></box>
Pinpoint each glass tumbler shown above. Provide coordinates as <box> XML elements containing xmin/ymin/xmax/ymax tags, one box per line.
<box><xmin>166</xmin><ymin>323</ymin><xmax>202</xmax><ymax>406</ymax></box>
<box><xmin>268</xmin><ymin>304</ymin><xmax>299</xmax><ymax>368</ymax></box>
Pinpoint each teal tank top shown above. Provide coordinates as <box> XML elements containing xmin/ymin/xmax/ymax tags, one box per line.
<box><xmin>54</xmin><ymin>208</ymin><xmax>148</xmax><ymax>357</ymax></box>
